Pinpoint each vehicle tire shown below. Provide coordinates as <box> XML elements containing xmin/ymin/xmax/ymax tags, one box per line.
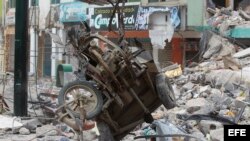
<box><xmin>97</xmin><ymin>122</ymin><xmax>115</xmax><ymax>141</ymax></box>
<box><xmin>58</xmin><ymin>80</ymin><xmax>103</xmax><ymax>119</ymax></box>
<box><xmin>155</xmin><ymin>73</ymin><xmax>176</xmax><ymax>109</ymax></box>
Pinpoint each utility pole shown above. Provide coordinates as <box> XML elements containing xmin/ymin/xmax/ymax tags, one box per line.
<box><xmin>14</xmin><ymin>0</ymin><xmax>29</xmax><ymax>116</ymax></box>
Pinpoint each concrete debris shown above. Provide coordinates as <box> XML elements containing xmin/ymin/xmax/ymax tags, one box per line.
<box><xmin>120</xmin><ymin>29</ymin><xmax>250</xmax><ymax>139</ymax></box>
<box><xmin>203</xmin><ymin>34</ymin><xmax>222</xmax><ymax>59</ymax></box>
<box><xmin>186</xmin><ymin>98</ymin><xmax>210</xmax><ymax>114</ymax></box>
<box><xmin>202</xmin><ymin>33</ymin><xmax>236</xmax><ymax>60</ymax></box>
<box><xmin>207</xmin><ymin>7</ymin><xmax>250</xmax><ymax>36</ymax></box>
<box><xmin>190</xmin><ymin>131</ymin><xmax>205</xmax><ymax>141</ymax></box>
<box><xmin>119</xmin><ymin>11</ymin><xmax>250</xmax><ymax>140</ymax></box>
<box><xmin>22</xmin><ymin>118</ymin><xmax>42</xmax><ymax>132</ymax></box>
<box><xmin>233</xmin><ymin>47</ymin><xmax>250</xmax><ymax>58</ymax></box>
<box><xmin>36</xmin><ymin>124</ymin><xmax>58</xmax><ymax>137</ymax></box>
<box><xmin>198</xmin><ymin>120</ymin><xmax>223</xmax><ymax>135</ymax></box>
<box><xmin>0</xmin><ymin>115</ymin><xmax>23</xmax><ymax>129</ymax></box>
<box><xmin>210</xmin><ymin>128</ymin><xmax>224</xmax><ymax>141</ymax></box>
<box><xmin>19</xmin><ymin>127</ymin><xmax>30</xmax><ymax>135</ymax></box>
<box><xmin>182</xmin><ymin>82</ymin><xmax>195</xmax><ymax>91</ymax></box>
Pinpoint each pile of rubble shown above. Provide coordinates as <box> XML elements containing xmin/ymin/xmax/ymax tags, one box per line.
<box><xmin>123</xmin><ymin>27</ymin><xmax>250</xmax><ymax>141</ymax></box>
<box><xmin>207</xmin><ymin>6</ymin><xmax>250</xmax><ymax>36</ymax></box>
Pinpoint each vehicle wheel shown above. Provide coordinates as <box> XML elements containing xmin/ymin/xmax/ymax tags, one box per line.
<box><xmin>155</xmin><ymin>73</ymin><xmax>176</xmax><ymax>109</ymax></box>
<box><xmin>58</xmin><ymin>80</ymin><xmax>103</xmax><ymax>119</ymax></box>
<box><xmin>97</xmin><ymin>122</ymin><xmax>115</xmax><ymax>141</ymax></box>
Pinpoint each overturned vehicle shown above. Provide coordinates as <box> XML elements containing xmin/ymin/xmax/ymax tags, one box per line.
<box><xmin>56</xmin><ymin>22</ymin><xmax>176</xmax><ymax>140</ymax></box>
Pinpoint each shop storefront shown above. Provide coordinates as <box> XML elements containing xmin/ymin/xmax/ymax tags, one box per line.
<box><xmin>89</xmin><ymin>4</ymin><xmax>184</xmax><ymax>66</ymax></box>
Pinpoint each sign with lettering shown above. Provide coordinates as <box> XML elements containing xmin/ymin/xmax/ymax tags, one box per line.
<box><xmin>59</xmin><ymin>1</ymin><xmax>88</xmax><ymax>22</ymax></box>
<box><xmin>90</xmin><ymin>5</ymin><xmax>180</xmax><ymax>31</ymax></box>
<box><xmin>6</xmin><ymin>8</ymin><xmax>15</xmax><ymax>25</ymax></box>
<box><xmin>90</xmin><ymin>5</ymin><xmax>139</xmax><ymax>31</ymax></box>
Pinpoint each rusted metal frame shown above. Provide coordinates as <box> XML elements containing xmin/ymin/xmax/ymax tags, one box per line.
<box><xmin>100</xmin><ymin>110</ymin><xmax>120</xmax><ymax>132</ymax></box>
<box><xmin>108</xmin><ymin>0</ymin><xmax>121</xmax><ymax>31</ymax></box>
<box><xmin>58</xmin><ymin>113</ymin><xmax>84</xmax><ymax>131</ymax></box>
<box><xmin>112</xmin><ymin>93</ymin><xmax>124</xmax><ymax>107</ymax></box>
<box><xmin>55</xmin><ymin>99</ymin><xmax>87</xmax><ymax>132</ymax></box>
<box><xmin>107</xmin><ymin>0</ymin><xmax>115</xmax><ymax>6</ymax></box>
<box><xmin>86</xmin><ymin>64</ymin><xmax>124</xmax><ymax>107</ymax></box>
<box><xmin>115</xmin><ymin>61</ymin><xmax>127</xmax><ymax>77</ymax></box>
<box><xmin>87</xmin><ymin>73</ymin><xmax>124</xmax><ymax>107</ymax></box>
<box><xmin>87</xmin><ymin>34</ymin><xmax>137</xmax><ymax>80</ymax></box>
<box><xmin>86</xmin><ymin>64</ymin><xmax>110</xmax><ymax>90</ymax></box>
<box><xmin>102</xmin><ymin>91</ymin><xmax>114</xmax><ymax>110</ymax></box>
<box><xmin>83</xmin><ymin>34</ymin><xmax>130</xmax><ymax>67</ymax></box>
<box><xmin>143</xmin><ymin>71</ymin><xmax>157</xmax><ymax>96</ymax></box>
<box><xmin>90</xmin><ymin>48</ymin><xmax>122</xmax><ymax>90</ymax></box>
<box><xmin>89</xmin><ymin>74</ymin><xmax>110</xmax><ymax>91</ymax></box>
<box><xmin>114</xmin><ymin>119</ymin><xmax>144</xmax><ymax>136</ymax></box>
<box><xmin>86</xmin><ymin>64</ymin><xmax>104</xmax><ymax>81</ymax></box>
<box><xmin>130</xmin><ymin>60</ymin><xmax>147</xmax><ymax>78</ymax></box>
<box><xmin>135</xmin><ymin>68</ymin><xmax>146</xmax><ymax>78</ymax></box>
<box><xmin>117</xmin><ymin>0</ymin><xmax>126</xmax><ymax>44</ymax></box>
<box><xmin>120</xmin><ymin>77</ymin><xmax>150</xmax><ymax>114</ymax></box>
<box><xmin>107</xmin><ymin>0</ymin><xmax>126</xmax><ymax>44</ymax></box>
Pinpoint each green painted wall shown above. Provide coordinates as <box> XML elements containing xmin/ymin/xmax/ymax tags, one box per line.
<box><xmin>231</xmin><ymin>27</ymin><xmax>250</xmax><ymax>38</ymax></box>
<box><xmin>128</xmin><ymin>0</ymin><xmax>140</xmax><ymax>2</ymax></box>
<box><xmin>187</xmin><ymin>0</ymin><xmax>204</xmax><ymax>26</ymax></box>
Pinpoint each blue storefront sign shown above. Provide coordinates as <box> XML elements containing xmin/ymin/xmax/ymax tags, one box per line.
<box><xmin>59</xmin><ymin>1</ymin><xmax>88</xmax><ymax>22</ymax></box>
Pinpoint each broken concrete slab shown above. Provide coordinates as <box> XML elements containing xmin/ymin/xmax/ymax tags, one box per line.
<box><xmin>186</xmin><ymin>98</ymin><xmax>210</xmax><ymax>114</ymax></box>
<box><xmin>22</xmin><ymin>118</ymin><xmax>42</xmax><ymax>132</ymax></box>
<box><xmin>198</xmin><ymin>120</ymin><xmax>223</xmax><ymax>135</ymax></box>
<box><xmin>233</xmin><ymin>47</ymin><xmax>250</xmax><ymax>58</ymax></box>
<box><xmin>208</xmin><ymin>89</ymin><xmax>226</xmax><ymax>104</ymax></box>
<box><xmin>182</xmin><ymin>82</ymin><xmax>195</xmax><ymax>91</ymax></box>
<box><xmin>199</xmin><ymin>85</ymin><xmax>212</xmax><ymax>94</ymax></box>
<box><xmin>19</xmin><ymin>127</ymin><xmax>30</xmax><ymax>135</ymax></box>
<box><xmin>210</xmin><ymin>128</ymin><xmax>224</xmax><ymax>141</ymax></box>
<box><xmin>189</xmin><ymin>131</ymin><xmax>205</xmax><ymax>141</ymax></box>
<box><xmin>36</xmin><ymin>124</ymin><xmax>57</xmax><ymax>137</ymax></box>
<box><xmin>203</xmin><ymin>34</ymin><xmax>222</xmax><ymax>59</ymax></box>
<box><xmin>218</xmin><ymin>41</ymin><xmax>236</xmax><ymax>58</ymax></box>
<box><xmin>194</xmin><ymin>104</ymin><xmax>216</xmax><ymax>115</ymax></box>
<box><xmin>222</xmin><ymin>56</ymin><xmax>241</xmax><ymax>70</ymax></box>
<box><xmin>0</xmin><ymin>115</ymin><xmax>23</xmax><ymax>129</ymax></box>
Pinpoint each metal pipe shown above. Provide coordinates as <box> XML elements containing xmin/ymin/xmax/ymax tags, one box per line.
<box><xmin>90</xmin><ymin>49</ymin><xmax>121</xmax><ymax>89</ymax></box>
<box><xmin>14</xmin><ymin>0</ymin><xmax>29</xmax><ymax>116</ymax></box>
<box><xmin>120</xmin><ymin>78</ymin><xmax>150</xmax><ymax>114</ymax></box>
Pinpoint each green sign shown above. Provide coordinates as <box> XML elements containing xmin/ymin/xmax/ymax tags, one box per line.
<box><xmin>90</xmin><ymin>5</ymin><xmax>139</xmax><ymax>31</ymax></box>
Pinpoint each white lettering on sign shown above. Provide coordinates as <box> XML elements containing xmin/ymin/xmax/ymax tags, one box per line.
<box><xmin>228</xmin><ymin>129</ymin><xmax>246</xmax><ymax>136</ymax></box>
<box><xmin>94</xmin><ymin>14</ymin><xmax>135</xmax><ymax>29</ymax></box>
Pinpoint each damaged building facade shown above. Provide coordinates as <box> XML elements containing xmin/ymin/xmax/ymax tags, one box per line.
<box><xmin>1</xmin><ymin>0</ymin><xmax>250</xmax><ymax>141</ymax></box>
